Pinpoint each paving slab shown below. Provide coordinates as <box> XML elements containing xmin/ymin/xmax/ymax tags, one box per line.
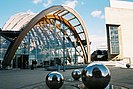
<box><xmin>0</xmin><ymin>67</ymin><xmax>133</xmax><ymax>89</ymax></box>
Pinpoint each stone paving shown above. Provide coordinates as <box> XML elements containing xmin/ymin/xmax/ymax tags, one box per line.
<box><xmin>0</xmin><ymin>66</ymin><xmax>133</xmax><ymax>89</ymax></box>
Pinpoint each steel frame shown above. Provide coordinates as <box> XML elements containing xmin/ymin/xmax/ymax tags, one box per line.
<box><xmin>2</xmin><ymin>5</ymin><xmax>90</xmax><ymax>68</ymax></box>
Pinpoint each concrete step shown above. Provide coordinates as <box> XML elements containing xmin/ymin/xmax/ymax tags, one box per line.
<box><xmin>93</xmin><ymin>61</ymin><xmax>133</xmax><ymax>68</ymax></box>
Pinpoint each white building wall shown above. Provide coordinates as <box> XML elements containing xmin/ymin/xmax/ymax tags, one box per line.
<box><xmin>110</xmin><ymin>0</ymin><xmax>133</xmax><ymax>9</ymax></box>
<box><xmin>105</xmin><ymin>7</ymin><xmax>133</xmax><ymax>61</ymax></box>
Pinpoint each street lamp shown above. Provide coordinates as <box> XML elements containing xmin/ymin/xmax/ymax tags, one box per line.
<box><xmin>74</xmin><ymin>39</ymin><xmax>77</xmax><ymax>65</ymax></box>
<box><xmin>23</xmin><ymin>42</ymin><xmax>27</xmax><ymax>54</ymax></box>
<box><xmin>63</xmin><ymin>35</ymin><xmax>65</xmax><ymax>72</ymax></box>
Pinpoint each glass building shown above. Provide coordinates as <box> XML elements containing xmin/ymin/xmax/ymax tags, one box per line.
<box><xmin>0</xmin><ymin>5</ymin><xmax>90</xmax><ymax>69</ymax></box>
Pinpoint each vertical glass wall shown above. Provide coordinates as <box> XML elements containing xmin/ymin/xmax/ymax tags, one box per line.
<box><xmin>0</xmin><ymin>36</ymin><xmax>11</xmax><ymax>68</ymax></box>
<box><xmin>14</xmin><ymin>20</ymin><xmax>83</xmax><ymax>68</ymax></box>
<box><xmin>109</xmin><ymin>26</ymin><xmax>119</xmax><ymax>54</ymax></box>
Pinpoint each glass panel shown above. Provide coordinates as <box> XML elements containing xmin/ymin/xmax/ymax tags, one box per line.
<box><xmin>75</xmin><ymin>25</ymin><xmax>83</xmax><ymax>33</ymax></box>
<box><xmin>79</xmin><ymin>33</ymin><xmax>85</xmax><ymax>40</ymax></box>
<box><xmin>0</xmin><ymin>36</ymin><xmax>11</xmax><ymax>61</ymax></box>
<box><xmin>109</xmin><ymin>26</ymin><xmax>119</xmax><ymax>54</ymax></box>
<box><xmin>69</xmin><ymin>18</ymin><xmax>80</xmax><ymax>27</ymax></box>
<box><xmin>58</xmin><ymin>10</ymin><xmax>68</xmax><ymax>16</ymax></box>
<box><xmin>62</xmin><ymin>13</ymin><xmax>75</xmax><ymax>21</ymax></box>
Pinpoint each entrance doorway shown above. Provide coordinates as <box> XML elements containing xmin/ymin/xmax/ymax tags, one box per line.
<box><xmin>13</xmin><ymin>54</ymin><xmax>29</xmax><ymax>69</ymax></box>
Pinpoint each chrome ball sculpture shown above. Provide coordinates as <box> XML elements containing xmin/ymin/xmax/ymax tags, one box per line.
<box><xmin>71</xmin><ymin>69</ymin><xmax>81</xmax><ymax>80</ymax></box>
<box><xmin>126</xmin><ymin>63</ymin><xmax>130</xmax><ymax>68</ymax></box>
<box><xmin>46</xmin><ymin>71</ymin><xmax>64</xmax><ymax>89</ymax></box>
<box><xmin>81</xmin><ymin>63</ymin><xmax>111</xmax><ymax>89</ymax></box>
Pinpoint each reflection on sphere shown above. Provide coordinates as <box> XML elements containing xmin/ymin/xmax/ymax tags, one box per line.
<box><xmin>81</xmin><ymin>63</ymin><xmax>111</xmax><ymax>89</ymax></box>
<box><xmin>71</xmin><ymin>69</ymin><xmax>81</xmax><ymax>80</ymax></box>
<box><xmin>46</xmin><ymin>71</ymin><xmax>64</xmax><ymax>89</ymax></box>
<box><xmin>126</xmin><ymin>64</ymin><xmax>130</xmax><ymax>68</ymax></box>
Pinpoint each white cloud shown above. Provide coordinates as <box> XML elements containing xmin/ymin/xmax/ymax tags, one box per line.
<box><xmin>62</xmin><ymin>0</ymin><xmax>78</xmax><ymax>9</ymax></box>
<box><xmin>33</xmin><ymin>0</ymin><xmax>42</xmax><ymax>4</ymax></box>
<box><xmin>89</xmin><ymin>35</ymin><xmax>107</xmax><ymax>53</ymax></box>
<box><xmin>90</xmin><ymin>10</ymin><xmax>104</xmax><ymax>19</ymax></box>
<box><xmin>43</xmin><ymin>0</ymin><xmax>53</xmax><ymax>7</ymax></box>
<box><xmin>26</xmin><ymin>9</ymin><xmax>35</xmax><ymax>15</ymax></box>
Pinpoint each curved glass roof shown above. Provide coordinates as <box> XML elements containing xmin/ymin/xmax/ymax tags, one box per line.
<box><xmin>1</xmin><ymin>5</ymin><xmax>90</xmax><ymax>68</ymax></box>
<box><xmin>2</xmin><ymin>12</ymin><xmax>35</xmax><ymax>31</ymax></box>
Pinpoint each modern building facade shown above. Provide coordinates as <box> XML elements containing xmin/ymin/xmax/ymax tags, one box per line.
<box><xmin>0</xmin><ymin>5</ymin><xmax>90</xmax><ymax>68</ymax></box>
<box><xmin>105</xmin><ymin>0</ymin><xmax>133</xmax><ymax>62</ymax></box>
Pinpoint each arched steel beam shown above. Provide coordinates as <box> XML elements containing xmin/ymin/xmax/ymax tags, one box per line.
<box><xmin>34</xmin><ymin>11</ymin><xmax>88</xmax><ymax>60</ymax></box>
<box><xmin>42</xmin><ymin>17</ymin><xmax>84</xmax><ymax>59</ymax></box>
<box><xmin>37</xmin><ymin>18</ymin><xmax>83</xmax><ymax>60</ymax></box>
<box><xmin>2</xmin><ymin>5</ymin><xmax>90</xmax><ymax>68</ymax></box>
<box><xmin>44</xmin><ymin>15</ymin><xmax>88</xmax><ymax>63</ymax></box>
<box><xmin>35</xmin><ymin>17</ymin><xmax>84</xmax><ymax>59</ymax></box>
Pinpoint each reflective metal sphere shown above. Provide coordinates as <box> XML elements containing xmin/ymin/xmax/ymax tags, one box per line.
<box><xmin>81</xmin><ymin>63</ymin><xmax>111</xmax><ymax>89</ymax></box>
<box><xmin>71</xmin><ymin>69</ymin><xmax>81</xmax><ymax>80</ymax></box>
<box><xmin>46</xmin><ymin>71</ymin><xmax>64</xmax><ymax>89</ymax></box>
<box><xmin>126</xmin><ymin>64</ymin><xmax>130</xmax><ymax>68</ymax></box>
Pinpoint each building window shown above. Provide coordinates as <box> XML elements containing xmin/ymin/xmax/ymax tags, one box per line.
<box><xmin>109</xmin><ymin>25</ymin><xmax>119</xmax><ymax>54</ymax></box>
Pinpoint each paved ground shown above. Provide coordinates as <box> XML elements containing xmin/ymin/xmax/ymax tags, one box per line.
<box><xmin>109</xmin><ymin>67</ymin><xmax>133</xmax><ymax>88</ymax></box>
<box><xmin>0</xmin><ymin>66</ymin><xmax>133</xmax><ymax>89</ymax></box>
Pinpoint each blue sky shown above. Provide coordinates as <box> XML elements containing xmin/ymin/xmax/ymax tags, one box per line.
<box><xmin>0</xmin><ymin>0</ymin><xmax>132</xmax><ymax>52</ymax></box>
